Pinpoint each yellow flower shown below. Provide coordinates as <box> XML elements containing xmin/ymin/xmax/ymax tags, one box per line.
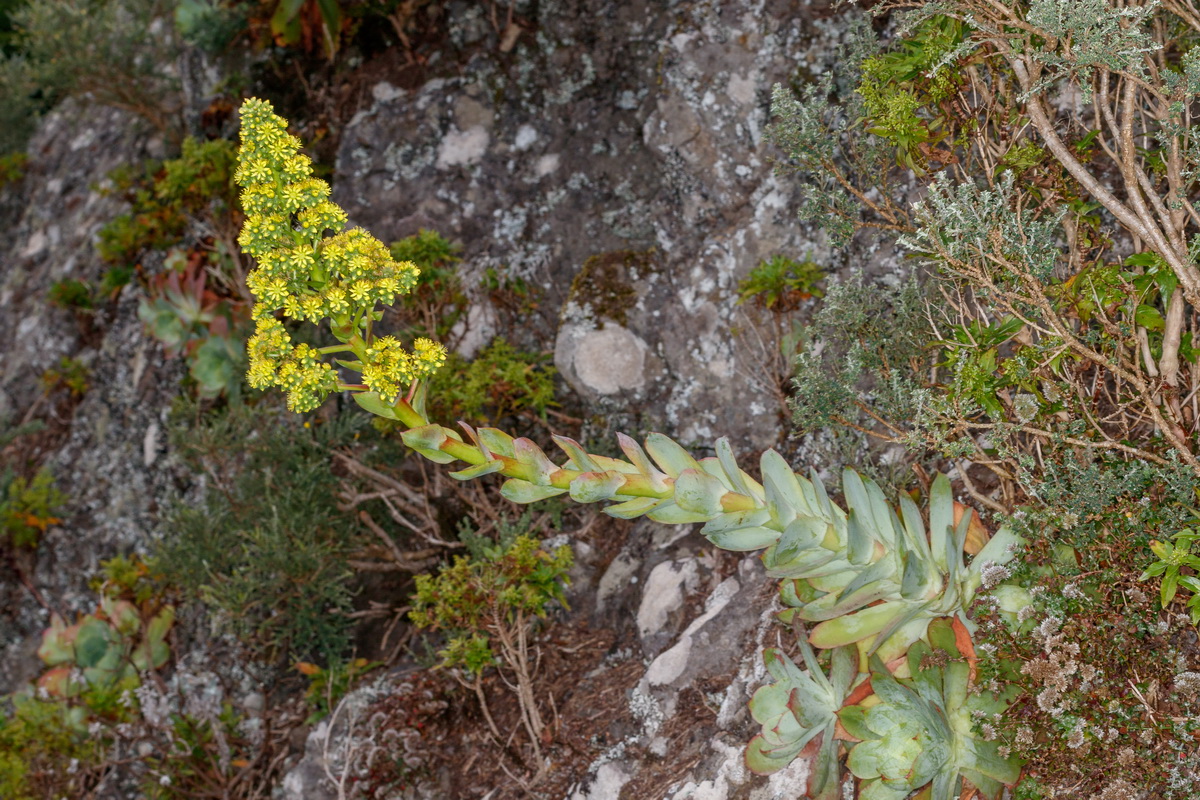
<box><xmin>324</xmin><ymin>286</ymin><xmax>349</xmax><ymax>315</ymax></box>
<box><xmin>263</xmin><ymin>278</ymin><xmax>289</xmax><ymax>306</ymax></box>
<box><xmin>349</xmin><ymin>280</ymin><xmax>373</xmax><ymax>304</ymax></box>
<box><xmin>301</xmin><ymin>294</ymin><xmax>324</xmax><ymax>321</ymax></box>
<box><xmin>412</xmin><ymin>337</ymin><xmax>448</xmax><ymax>377</ymax></box>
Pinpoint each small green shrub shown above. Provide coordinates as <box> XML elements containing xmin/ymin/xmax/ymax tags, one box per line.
<box><xmin>0</xmin><ymin>0</ymin><xmax>185</xmax><ymax>154</ymax></box>
<box><xmin>390</xmin><ymin>229</ymin><xmax>467</xmax><ymax>342</ymax></box>
<box><xmin>98</xmin><ymin>265</ymin><xmax>134</xmax><ymax>298</ymax></box>
<box><xmin>40</xmin><ymin>356</ymin><xmax>90</xmax><ymax>397</ymax></box>
<box><xmin>410</xmin><ymin>530</ymin><xmax>571</xmax><ymax>752</ymax></box>
<box><xmin>98</xmin><ymin>137</ymin><xmax>239</xmax><ymax>267</ymax></box>
<box><xmin>390</xmin><ymin>228</ymin><xmax>461</xmax><ymax>272</ymax></box>
<box><xmin>737</xmin><ymin>254</ymin><xmax>826</xmax><ymax>310</ymax></box>
<box><xmin>410</xmin><ymin>532</ymin><xmax>572</xmax><ymax>673</ymax></box>
<box><xmin>0</xmin><ymin>693</ymin><xmax>102</xmax><ymax>800</ymax></box>
<box><xmin>0</xmin><ymin>150</ymin><xmax>25</xmax><ymax>188</ymax></box>
<box><xmin>1141</xmin><ymin>529</ymin><xmax>1200</xmax><ymax>622</ymax></box>
<box><xmin>46</xmin><ymin>278</ymin><xmax>93</xmax><ymax>310</ymax></box>
<box><xmin>1</xmin><ymin>467</ymin><xmax>64</xmax><ymax>550</ymax></box>
<box><xmin>427</xmin><ymin>338</ymin><xmax>557</xmax><ymax>424</ymax></box>
<box><xmin>155</xmin><ymin>401</ymin><xmax>363</xmax><ymax>662</ymax></box>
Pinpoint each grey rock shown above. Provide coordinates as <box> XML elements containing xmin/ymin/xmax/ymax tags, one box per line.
<box><xmin>331</xmin><ymin>0</ymin><xmax>835</xmax><ymax>452</ymax></box>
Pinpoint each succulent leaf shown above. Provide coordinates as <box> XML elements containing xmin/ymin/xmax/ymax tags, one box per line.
<box><xmin>512</xmin><ymin>437</ymin><xmax>558</xmax><ymax>484</ymax></box>
<box><xmin>603</xmin><ymin>495</ymin><xmax>667</xmax><ymax>519</ymax></box>
<box><xmin>568</xmin><ymin>470</ymin><xmax>626</xmax><ymax>503</ymax></box>
<box><xmin>644</xmin><ymin>432</ymin><xmax>703</xmax><ymax>478</ymax></box>
<box><xmin>928</xmin><ymin>474</ymin><xmax>954</xmax><ymax>573</ymax></box>
<box><xmin>715</xmin><ymin>437</ymin><xmax>753</xmax><ymax>497</ymax></box>
<box><xmin>746</xmin><ymin>641</ymin><xmax>859</xmax><ymax>778</ymax></box>
<box><xmin>352</xmin><ymin>390</ymin><xmax>403</xmax><ymax>420</ymax></box>
<box><xmin>500</xmin><ymin>479</ymin><xmax>568</xmax><ymax>504</ymax></box>
<box><xmin>450</xmin><ymin>459</ymin><xmax>506</xmax><ymax>480</ymax></box>
<box><xmin>401</xmin><ymin>424</ymin><xmax>462</xmax><ymax>463</ymax></box>
<box><xmin>616</xmin><ymin>432</ymin><xmax>671</xmax><ymax>492</ymax></box>
<box><xmin>810</xmin><ymin>600</ymin><xmax>910</xmax><ymax>648</ymax></box>
<box><xmin>552</xmin><ymin>435</ymin><xmax>602</xmax><ymax>473</ymax></box>
<box><xmin>674</xmin><ymin>467</ymin><xmax>730</xmax><ymax>515</ymax></box>
<box><xmin>73</xmin><ymin>617</ymin><xmax>122</xmax><ymax>670</ymax></box>
<box><xmin>477</xmin><ymin>427</ymin><xmax>516</xmax><ymax>458</ymax></box>
<box><xmin>645</xmin><ymin>501</ymin><xmax>716</xmax><ymax>524</ymax></box>
<box><xmin>37</xmin><ymin>614</ymin><xmax>78</xmax><ymax>666</ymax></box>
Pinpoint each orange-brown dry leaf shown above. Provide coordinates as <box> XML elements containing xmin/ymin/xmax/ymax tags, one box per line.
<box><xmin>953</xmin><ymin>501</ymin><xmax>990</xmax><ymax>555</ymax></box>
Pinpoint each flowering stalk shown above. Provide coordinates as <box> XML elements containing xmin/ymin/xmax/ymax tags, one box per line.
<box><xmin>236</xmin><ymin>98</ymin><xmax>446</xmax><ymax>412</ymax></box>
<box><xmin>234</xmin><ymin>98</ymin><xmax>1026</xmax><ymax>793</ymax></box>
<box><xmin>233</xmin><ymin>99</ymin><xmax>1019</xmax><ymax>659</ymax></box>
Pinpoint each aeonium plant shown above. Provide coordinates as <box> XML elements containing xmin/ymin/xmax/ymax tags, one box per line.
<box><xmin>235</xmin><ymin>98</ymin><xmax>446</xmax><ymax>413</ymax></box>
<box><xmin>234</xmin><ymin>98</ymin><xmax>1026</xmax><ymax>797</ymax></box>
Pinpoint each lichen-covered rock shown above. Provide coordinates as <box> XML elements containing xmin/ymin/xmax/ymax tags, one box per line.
<box><xmin>332</xmin><ymin>0</ymin><xmax>857</xmax><ymax>451</ymax></box>
<box><xmin>0</xmin><ymin>99</ymin><xmax>184</xmax><ymax>693</ymax></box>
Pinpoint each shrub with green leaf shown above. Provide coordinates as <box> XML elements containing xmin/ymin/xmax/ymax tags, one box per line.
<box><xmin>410</xmin><ymin>530</ymin><xmax>572</xmax><ymax>754</ymax></box>
<box><xmin>0</xmin><ymin>0</ymin><xmax>186</xmax><ymax>154</ymax></box>
<box><xmin>428</xmin><ymin>339</ymin><xmax>557</xmax><ymax>425</ymax></box>
<box><xmin>155</xmin><ymin>400</ymin><xmax>362</xmax><ymax>662</ymax></box>
<box><xmin>1</xmin><ymin>466</ymin><xmax>64</xmax><ymax>550</ymax></box>
<box><xmin>99</xmin><ymin>136</ymin><xmax>239</xmax><ymax>268</ymax></box>
<box><xmin>738</xmin><ymin>254</ymin><xmax>826</xmax><ymax>311</ymax></box>
<box><xmin>46</xmin><ymin>278</ymin><xmax>93</xmax><ymax>311</ymax></box>
<box><xmin>0</xmin><ymin>693</ymin><xmax>102</xmax><ymax>800</ymax></box>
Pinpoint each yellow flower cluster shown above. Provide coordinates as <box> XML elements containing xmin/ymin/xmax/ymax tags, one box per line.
<box><xmin>361</xmin><ymin>336</ymin><xmax>448</xmax><ymax>403</ymax></box>
<box><xmin>236</xmin><ymin>97</ymin><xmax>448</xmax><ymax>412</ymax></box>
<box><xmin>245</xmin><ymin>317</ymin><xmax>337</xmax><ymax>412</ymax></box>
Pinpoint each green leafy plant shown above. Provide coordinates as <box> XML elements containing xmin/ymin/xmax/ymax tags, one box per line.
<box><xmin>98</xmin><ymin>136</ymin><xmax>239</xmax><ymax>268</ymax></box>
<box><xmin>746</xmin><ymin>639</ymin><xmax>856</xmax><ymax>796</ymax></box>
<box><xmin>46</xmin><ymin>278</ymin><xmax>93</xmax><ymax>311</ymax></box>
<box><xmin>155</xmin><ymin>400</ymin><xmax>362</xmax><ymax>662</ymax></box>
<box><xmin>0</xmin><ymin>150</ymin><xmax>25</xmax><ymax>188</ymax></box>
<box><xmin>0</xmin><ymin>693</ymin><xmax>101</xmax><ymax>800</ymax></box>
<box><xmin>0</xmin><ymin>0</ymin><xmax>185</xmax><ymax>154</ymax></box>
<box><xmin>40</xmin><ymin>356</ymin><xmax>90</xmax><ymax>397</ymax></box>
<box><xmin>841</xmin><ymin>619</ymin><xmax>1018</xmax><ymax>800</ymax></box>
<box><xmin>269</xmin><ymin>0</ymin><xmax>347</xmax><ymax>59</ymax></box>
<box><xmin>1</xmin><ymin>467</ymin><xmax>64</xmax><ymax>550</ymax></box>
<box><xmin>173</xmin><ymin>0</ymin><xmax>251</xmax><ymax>53</ymax></box>
<box><xmin>428</xmin><ymin>339</ymin><xmax>557</xmax><ymax>425</ymax></box>
<box><xmin>138</xmin><ymin>249</ymin><xmax>248</xmax><ymax>398</ymax></box>
<box><xmin>1141</xmin><ymin>528</ymin><xmax>1200</xmax><ymax>623</ymax></box>
<box><xmin>388</xmin><ymin>228</ymin><xmax>468</xmax><ymax>343</ymax></box>
<box><xmin>410</xmin><ymin>532</ymin><xmax>572</xmax><ymax>756</ymax></box>
<box><xmin>737</xmin><ymin>254</ymin><xmax>826</xmax><ymax>310</ymax></box>
<box><xmin>98</xmin><ymin>265</ymin><xmax>134</xmax><ymax>298</ymax></box>
<box><xmin>390</xmin><ymin>228</ymin><xmax>461</xmax><ymax>271</ymax></box>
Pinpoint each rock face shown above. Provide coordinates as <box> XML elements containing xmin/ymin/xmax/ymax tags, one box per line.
<box><xmin>0</xmin><ymin>100</ymin><xmax>185</xmax><ymax>692</ymax></box>
<box><xmin>279</xmin><ymin>4</ymin><xmax>860</xmax><ymax>796</ymax></box>
<box><xmin>332</xmin><ymin>0</ymin><xmax>852</xmax><ymax>451</ymax></box>
<box><xmin>2</xmin><ymin>0</ymin><xmax>863</xmax><ymax>796</ymax></box>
